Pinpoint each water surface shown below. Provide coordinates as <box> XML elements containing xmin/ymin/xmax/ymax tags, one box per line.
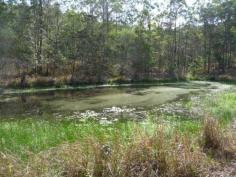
<box><xmin>0</xmin><ymin>81</ymin><xmax>229</xmax><ymax>120</ymax></box>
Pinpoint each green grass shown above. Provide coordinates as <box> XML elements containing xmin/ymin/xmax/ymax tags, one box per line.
<box><xmin>0</xmin><ymin>119</ymin><xmax>154</xmax><ymax>159</ymax></box>
<box><xmin>207</xmin><ymin>91</ymin><xmax>236</xmax><ymax>125</ymax></box>
<box><xmin>0</xmin><ymin>117</ymin><xmax>200</xmax><ymax>160</ymax></box>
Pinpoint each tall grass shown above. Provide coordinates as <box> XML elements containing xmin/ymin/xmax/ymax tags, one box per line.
<box><xmin>0</xmin><ymin>126</ymin><xmax>208</xmax><ymax>177</ymax></box>
<box><xmin>0</xmin><ymin>120</ymin><xmax>142</xmax><ymax>159</ymax></box>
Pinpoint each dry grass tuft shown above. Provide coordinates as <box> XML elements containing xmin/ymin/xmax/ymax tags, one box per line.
<box><xmin>0</xmin><ymin>152</ymin><xmax>24</xmax><ymax>177</ymax></box>
<box><xmin>202</xmin><ymin>117</ymin><xmax>236</xmax><ymax>159</ymax></box>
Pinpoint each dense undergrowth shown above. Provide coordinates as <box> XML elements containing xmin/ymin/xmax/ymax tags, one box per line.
<box><xmin>0</xmin><ymin>91</ymin><xmax>235</xmax><ymax>176</ymax></box>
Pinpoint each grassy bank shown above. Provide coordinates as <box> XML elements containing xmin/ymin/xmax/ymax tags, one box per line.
<box><xmin>0</xmin><ymin>91</ymin><xmax>235</xmax><ymax>176</ymax></box>
<box><xmin>1</xmin><ymin>121</ymin><xmax>208</xmax><ymax>177</ymax></box>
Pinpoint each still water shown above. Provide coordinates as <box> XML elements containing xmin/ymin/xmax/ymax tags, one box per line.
<box><xmin>0</xmin><ymin>81</ymin><xmax>228</xmax><ymax>120</ymax></box>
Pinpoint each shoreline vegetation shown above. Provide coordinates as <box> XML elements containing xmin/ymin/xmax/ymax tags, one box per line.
<box><xmin>0</xmin><ymin>80</ymin><xmax>187</xmax><ymax>94</ymax></box>
<box><xmin>0</xmin><ymin>87</ymin><xmax>235</xmax><ymax>177</ymax></box>
<box><xmin>1</xmin><ymin>72</ymin><xmax>236</xmax><ymax>90</ymax></box>
<box><xmin>1</xmin><ymin>67</ymin><xmax>235</xmax><ymax>94</ymax></box>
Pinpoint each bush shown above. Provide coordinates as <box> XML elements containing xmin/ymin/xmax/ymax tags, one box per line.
<box><xmin>28</xmin><ymin>77</ymin><xmax>55</xmax><ymax>87</ymax></box>
<box><xmin>5</xmin><ymin>79</ymin><xmax>21</xmax><ymax>88</ymax></box>
<box><xmin>218</xmin><ymin>74</ymin><xmax>233</xmax><ymax>81</ymax></box>
<box><xmin>54</xmin><ymin>76</ymin><xmax>69</xmax><ymax>87</ymax></box>
<box><xmin>108</xmin><ymin>76</ymin><xmax>127</xmax><ymax>84</ymax></box>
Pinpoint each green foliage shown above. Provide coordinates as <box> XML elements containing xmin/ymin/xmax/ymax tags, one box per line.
<box><xmin>187</xmin><ymin>56</ymin><xmax>205</xmax><ymax>80</ymax></box>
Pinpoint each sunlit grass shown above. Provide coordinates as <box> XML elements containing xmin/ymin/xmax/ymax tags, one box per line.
<box><xmin>0</xmin><ymin>120</ymin><xmax>131</xmax><ymax>159</ymax></box>
<box><xmin>0</xmin><ymin>117</ymin><xmax>201</xmax><ymax>160</ymax></box>
<box><xmin>207</xmin><ymin>91</ymin><xmax>236</xmax><ymax>125</ymax></box>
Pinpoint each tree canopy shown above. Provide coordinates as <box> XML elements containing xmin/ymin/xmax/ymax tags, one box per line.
<box><xmin>0</xmin><ymin>0</ymin><xmax>235</xmax><ymax>86</ymax></box>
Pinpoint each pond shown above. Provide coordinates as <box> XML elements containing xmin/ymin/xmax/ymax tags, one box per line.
<box><xmin>0</xmin><ymin>81</ymin><xmax>231</xmax><ymax>121</ymax></box>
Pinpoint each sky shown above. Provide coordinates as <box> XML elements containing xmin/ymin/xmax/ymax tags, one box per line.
<box><xmin>58</xmin><ymin>0</ymin><xmax>211</xmax><ymax>11</ymax></box>
<box><xmin>56</xmin><ymin>0</ymin><xmax>211</xmax><ymax>26</ymax></box>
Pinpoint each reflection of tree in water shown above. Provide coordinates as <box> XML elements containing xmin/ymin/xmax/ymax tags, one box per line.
<box><xmin>0</xmin><ymin>95</ymin><xmax>45</xmax><ymax>118</ymax></box>
<box><xmin>22</xmin><ymin>96</ymin><xmax>45</xmax><ymax>115</ymax></box>
<box><xmin>20</xmin><ymin>95</ymin><xmax>27</xmax><ymax>103</ymax></box>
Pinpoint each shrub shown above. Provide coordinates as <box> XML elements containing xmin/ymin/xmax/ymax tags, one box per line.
<box><xmin>5</xmin><ymin>78</ymin><xmax>21</xmax><ymax>88</ymax></box>
<box><xmin>218</xmin><ymin>74</ymin><xmax>233</xmax><ymax>81</ymax></box>
<box><xmin>54</xmin><ymin>76</ymin><xmax>69</xmax><ymax>87</ymax></box>
<box><xmin>28</xmin><ymin>76</ymin><xmax>55</xmax><ymax>87</ymax></box>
